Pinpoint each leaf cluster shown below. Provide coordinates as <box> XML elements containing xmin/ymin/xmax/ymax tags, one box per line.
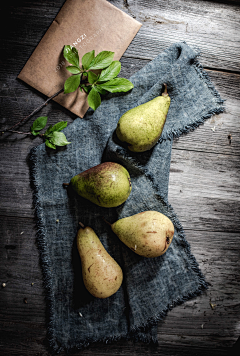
<box><xmin>31</xmin><ymin>117</ymin><xmax>71</xmax><ymax>149</ymax></box>
<box><xmin>63</xmin><ymin>46</ymin><xmax>134</xmax><ymax>110</ymax></box>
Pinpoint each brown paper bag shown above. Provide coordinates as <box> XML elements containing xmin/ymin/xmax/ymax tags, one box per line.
<box><xmin>17</xmin><ymin>0</ymin><xmax>142</xmax><ymax>118</ymax></box>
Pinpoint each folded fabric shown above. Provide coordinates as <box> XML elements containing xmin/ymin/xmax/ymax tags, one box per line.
<box><xmin>29</xmin><ymin>42</ymin><xmax>224</xmax><ymax>352</ymax></box>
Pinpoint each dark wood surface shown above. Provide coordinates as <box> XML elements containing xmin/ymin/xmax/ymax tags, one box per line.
<box><xmin>0</xmin><ymin>1</ymin><xmax>240</xmax><ymax>355</ymax></box>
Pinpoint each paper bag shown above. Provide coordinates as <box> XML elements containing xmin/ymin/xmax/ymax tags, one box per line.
<box><xmin>17</xmin><ymin>0</ymin><xmax>142</xmax><ymax>117</ymax></box>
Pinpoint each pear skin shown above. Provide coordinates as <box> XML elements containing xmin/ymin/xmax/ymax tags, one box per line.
<box><xmin>116</xmin><ymin>84</ymin><xmax>170</xmax><ymax>152</ymax></box>
<box><xmin>77</xmin><ymin>224</ymin><xmax>123</xmax><ymax>298</ymax></box>
<box><xmin>111</xmin><ymin>211</ymin><xmax>174</xmax><ymax>258</ymax></box>
<box><xmin>70</xmin><ymin>162</ymin><xmax>132</xmax><ymax>208</ymax></box>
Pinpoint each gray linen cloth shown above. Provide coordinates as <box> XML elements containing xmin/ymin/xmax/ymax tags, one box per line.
<box><xmin>29</xmin><ymin>42</ymin><xmax>224</xmax><ymax>352</ymax></box>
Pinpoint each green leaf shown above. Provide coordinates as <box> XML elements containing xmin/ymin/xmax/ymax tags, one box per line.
<box><xmin>88</xmin><ymin>51</ymin><xmax>114</xmax><ymax>70</ymax></box>
<box><xmin>31</xmin><ymin>130</ymin><xmax>39</xmax><ymax>136</ymax></box>
<box><xmin>87</xmin><ymin>87</ymin><xmax>101</xmax><ymax>110</ymax></box>
<box><xmin>44</xmin><ymin>124</ymin><xmax>53</xmax><ymax>136</ymax></box>
<box><xmin>44</xmin><ymin>121</ymin><xmax>68</xmax><ymax>137</ymax></box>
<box><xmin>48</xmin><ymin>131</ymin><xmax>71</xmax><ymax>146</ymax></box>
<box><xmin>95</xmin><ymin>85</ymin><xmax>107</xmax><ymax>95</ymax></box>
<box><xmin>80</xmin><ymin>84</ymin><xmax>92</xmax><ymax>94</ymax></box>
<box><xmin>98</xmin><ymin>78</ymin><xmax>134</xmax><ymax>93</ymax></box>
<box><xmin>45</xmin><ymin>140</ymin><xmax>56</xmax><ymax>149</ymax></box>
<box><xmin>63</xmin><ymin>45</ymin><xmax>79</xmax><ymax>67</ymax></box>
<box><xmin>88</xmin><ymin>71</ymin><xmax>98</xmax><ymax>84</ymax></box>
<box><xmin>66</xmin><ymin>66</ymin><xmax>81</xmax><ymax>74</ymax></box>
<box><xmin>31</xmin><ymin>116</ymin><xmax>48</xmax><ymax>133</ymax></box>
<box><xmin>82</xmin><ymin>50</ymin><xmax>95</xmax><ymax>70</ymax></box>
<box><xmin>64</xmin><ymin>74</ymin><xmax>81</xmax><ymax>94</ymax></box>
<box><xmin>98</xmin><ymin>61</ymin><xmax>121</xmax><ymax>82</ymax></box>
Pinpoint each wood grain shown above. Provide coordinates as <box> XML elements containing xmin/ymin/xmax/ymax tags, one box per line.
<box><xmin>1</xmin><ymin>218</ymin><xmax>239</xmax><ymax>355</ymax></box>
<box><xmin>1</xmin><ymin>0</ymin><xmax>240</xmax><ymax>355</ymax></box>
<box><xmin>113</xmin><ymin>0</ymin><xmax>240</xmax><ymax>71</ymax></box>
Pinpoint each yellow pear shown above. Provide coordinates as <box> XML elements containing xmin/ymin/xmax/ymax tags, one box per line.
<box><xmin>116</xmin><ymin>84</ymin><xmax>170</xmax><ymax>152</ymax></box>
<box><xmin>77</xmin><ymin>223</ymin><xmax>123</xmax><ymax>298</ymax></box>
<box><xmin>111</xmin><ymin>211</ymin><xmax>174</xmax><ymax>258</ymax></box>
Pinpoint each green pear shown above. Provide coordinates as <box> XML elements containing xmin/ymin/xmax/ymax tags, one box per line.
<box><xmin>77</xmin><ymin>223</ymin><xmax>123</xmax><ymax>298</ymax></box>
<box><xmin>116</xmin><ymin>84</ymin><xmax>170</xmax><ymax>152</ymax></box>
<box><xmin>111</xmin><ymin>211</ymin><xmax>174</xmax><ymax>258</ymax></box>
<box><xmin>68</xmin><ymin>162</ymin><xmax>132</xmax><ymax>208</ymax></box>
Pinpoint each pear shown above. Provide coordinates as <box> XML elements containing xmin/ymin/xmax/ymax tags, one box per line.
<box><xmin>111</xmin><ymin>211</ymin><xmax>174</xmax><ymax>258</ymax></box>
<box><xmin>77</xmin><ymin>223</ymin><xmax>123</xmax><ymax>298</ymax></box>
<box><xmin>66</xmin><ymin>162</ymin><xmax>132</xmax><ymax>208</ymax></box>
<box><xmin>116</xmin><ymin>84</ymin><xmax>170</xmax><ymax>152</ymax></box>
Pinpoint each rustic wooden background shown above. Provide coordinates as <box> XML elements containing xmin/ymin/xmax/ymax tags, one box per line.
<box><xmin>0</xmin><ymin>0</ymin><xmax>240</xmax><ymax>355</ymax></box>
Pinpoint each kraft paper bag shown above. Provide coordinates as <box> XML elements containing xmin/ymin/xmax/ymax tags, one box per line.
<box><xmin>18</xmin><ymin>0</ymin><xmax>142</xmax><ymax>117</ymax></box>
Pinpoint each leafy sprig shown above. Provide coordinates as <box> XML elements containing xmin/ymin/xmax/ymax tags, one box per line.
<box><xmin>63</xmin><ymin>46</ymin><xmax>134</xmax><ymax>110</ymax></box>
<box><xmin>3</xmin><ymin>47</ymin><xmax>134</xmax><ymax>151</ymax></box>
<box><xmin>30</xmin><ymin>116</ymin><xmax>71</xmax><ymax>149</ymax></box>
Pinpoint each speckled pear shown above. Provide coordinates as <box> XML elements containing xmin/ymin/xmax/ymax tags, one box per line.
<box><xmin>111</xmin><ymin>211</ymin><xmax>174</xmax><ymax>258</ymax></box>
<box><xmin>69</xmin><ymin>162</ymin><xmax>132</xmax><ymax>208</ymax></box>
<box><xmin>116</xmin><ymin>84</ymin><xmax>170</xmax><ymax>152</ymax></box>
<box><xmin>77</xmin><ymin>223</ymin><xmax>123</xmax><ymax>298</ymax></box>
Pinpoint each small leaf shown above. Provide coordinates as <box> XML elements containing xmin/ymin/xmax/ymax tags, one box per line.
<box><xmin>44</xmin><ymin>121</ymin><xmax>68</xmax><ymax>137</ymax></box>
<box><xmin>95</xmin><ymin>86</ymin><xmax>107</xmax><ymax>95</ymax></box>
<box><xmin>44</xmin><ymin>124</ymin><xmax>53</xmax><ymax>136</ymax></box>
<box><xmin>98</xmin><ymin>61</ymin><xmax>121</xmax><ymax>82</ymax></box>
<box><xmin>82</xmin><ymin>50</ymin><xmax>95</xmax><ymax>70</ymax></box>
<box><xmin>66</xmin><ymin>66</ymin><xmax>81</xmax><ymax>74</ymax></box>
<box><xmin>98</xmin><ymin>78</ymin><xmax>134</xmax><ymax>93</ymax></box>
<box><xmin>64</xmin><ymin>74</ymin><xmax>81</xmax><ymax>94</ymax></box>
<box><xmin>88</xmin><ymin>51</ymin><xmax>114</xmax><ymax>70</ymax></box>
<box><xmin>31</xmin><ymin>130</ymin><xmax>39</xmax><ymax>136</ymax></box>
<box><xmin>31</xmin><ymin>116</ymin><xmax>48</xmax><ymax>133</ymax></box>
<box><xmin>81</xmin><ymin>84</ymin><xmax>92</xmax><ymax>94</ymax></box>
<box><xmin>63</xmin><ymin>45</ymin><xmax>79</xmax><ymax>67</ymax></box>
<box><xmin>88</xmin><ymin>71</ymin><xmax>98</xmax><ymax>84</ymax></box>
<box><xmin>87</xmin><ymin>87</ymin><xmax>101</xmax><ymax>110</ymax></box>
<box><xmin>49</xmin><ymin>131</ymin><xmax>71</xmax><ymax>146</ymax></box>
<box><xmin>45</xmin><ymin>140</ymin><xmax>56</xmax><ymax>149</ymax></box>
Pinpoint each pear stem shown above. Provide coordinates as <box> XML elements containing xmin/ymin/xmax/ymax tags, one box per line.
<box><xmin>102</xmin><ymin>216</ymin><xmax>111</xmax><ymax>227</ymax></box>
<box><xmin>63</xmin><ymin>183</ymin><xmax>70</xmax><ymax>187</ymax></box>
<box><xmin>79</xmin><ymin>222</ymin><xmax>85</xmax><ymax>228</ymax></box>
<box><xmin>162</xmin><ymin>83</ymin><xmax>168</xmax><ymax>97</ymax></box>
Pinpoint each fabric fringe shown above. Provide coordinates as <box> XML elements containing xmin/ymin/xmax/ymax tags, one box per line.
<box><xmin>159</xmin><ymin>57</ymin><xmax>225</xmax><ymax>143</ymax></box>
<box><xmin>29</xmin><ymin>147</ymin><xmax>60</xmax><ymax>353</ymax></box>
<box><xmin>128</xmin><ymin>197</ymin><xmax>209</xmax><ymax>336</ymax></box>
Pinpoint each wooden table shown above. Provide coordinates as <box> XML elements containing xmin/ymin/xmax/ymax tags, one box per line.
<box><xmin>1</xmin><ymin>1</ymin><xmax>239</xmax><ymax>355</ymax></box>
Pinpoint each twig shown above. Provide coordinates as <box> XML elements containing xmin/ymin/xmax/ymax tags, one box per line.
<box><xmin>6</xmin><ymin>130</ymin><xmax>32</xmax><ymax>135</ymax></box>
<box><xmin>5</xmin><ymin>88</ymin><xmax>64</xmax><ymax>132</ymax></box>
<box><xmin>63</xmin><ymin>183</ymin><xmax>70</xmax><ymax>187</ymax></box>
<box><xmin>102</xmin><ymin>216</ymin><xmax>111</xmax><ymax>227</ymax></box>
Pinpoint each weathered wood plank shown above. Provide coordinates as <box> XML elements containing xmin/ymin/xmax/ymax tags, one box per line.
<box><xmin>1</xmin><ymin>217</ymin><xmax>239</xmax><ymax>355</ymax></box>
<box><xmin>1</xmin><ymin>136</ymin><xmax>239</xmax><ymax>234</ymax></box>
<box><xmin>1</xmin><ymin>70</ymin><xmax>240</xmax><ymax>157</ymax></box>
<box><xmin>113</xmin><ymin>0</ymin><xmax>240</xmax><ymax>72</ymax></box>
<box><xmin>168</xmin><ymin>148</ymin><xmax>240</xmax><ymax>231</ymax></box>
<box><xmin>1</xmin><ymin>0</ymin><xmax>240</xmax><ymax>72</ymax></box>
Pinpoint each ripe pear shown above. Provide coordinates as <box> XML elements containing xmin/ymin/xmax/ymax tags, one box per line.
<box><xmin>111</xmin><ymin>211</ymin><xmax>174</xmax><ymax>258</ymax></box>
<box><xmin>77</xmin><ymin>223</ymin><xmax>123</xmax><ymax>298</ymax></box>
<box><xmin>67</xmin><ymin>162</ymin><xmax>132</xmax><ymax>208</ymax></box>
<box><xmin>116</xmin><ymin>84</ymin><xmax>170</xmax><ymax>152</ymax></box>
